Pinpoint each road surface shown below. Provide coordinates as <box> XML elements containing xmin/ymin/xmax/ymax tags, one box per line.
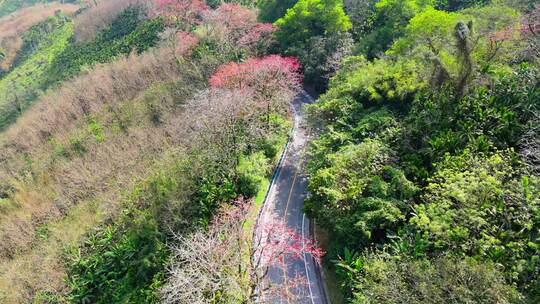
<box><xmin>256</xmin><ymin>91</ymin><xmax>328</xmax><ymax>303</ymax></box>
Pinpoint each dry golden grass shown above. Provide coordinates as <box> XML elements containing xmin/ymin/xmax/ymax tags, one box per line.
<box><xmin>0</xmin><ymin>200</ymin><xmax>104</xmax><ymax>303</ymax></box>
<box><xmin>0</xmin><ymin>2</ymin><xmax>79</xmax><ymax>70</ymax></box>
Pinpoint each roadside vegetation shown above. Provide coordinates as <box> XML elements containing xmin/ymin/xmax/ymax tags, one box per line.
<box><xmin>258</xmin><ymin>0</ymin><xmax>539</xmax><ymax>302</ymax></box>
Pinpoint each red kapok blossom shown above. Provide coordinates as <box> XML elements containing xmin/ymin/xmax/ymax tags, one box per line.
<box><xmin>209</xmin><ymin>55</ymin><xmax>302</xmax><ymax>90</ymax></box>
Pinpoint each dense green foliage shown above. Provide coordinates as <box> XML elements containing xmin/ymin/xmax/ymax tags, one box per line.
<box><xmin>13</xmin><ymin>12</ymin><xmax>70</xmax><ymax>68</ymax></box>
<box><xmin>337</xmin><ymin>251</ymin><xmax>521</xmax><ymax>303</ymax></box>
<box><xmin>298</xmin><ymin>0</ymin><xmax>540</xmax><ymax>302</ymax></box>
<box><xmin>274</xmin><ymin>0</ymin><xmax>351</xmax><ymax>49</ymax></box>
<box><xmin>274</xmin><ymin>0</ymin><xmax>353</xmax><ymax>88</ymax></box>
<box><xmin>67</xmin><ymin>212</ymin><xmax>168</xmax><ymax>303</ymax></box>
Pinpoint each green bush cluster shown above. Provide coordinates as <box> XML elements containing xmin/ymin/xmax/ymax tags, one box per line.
<box><xmin>272</xmin><ymin>0</ymin><xmax>353</xmax><ymax>89</ymax></box>
<box><xmin>66</xmin><ymin>212</ymin><xmax>168</xmax><ymax>304</ymax></box>
<box><xmin>337</xmin><ymin>252</ymin><xmax>522</xmax><ymax>304</ymax></box>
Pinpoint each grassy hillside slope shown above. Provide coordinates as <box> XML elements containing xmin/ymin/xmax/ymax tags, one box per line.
<box><xmin>0</xmin><ymin>19</ymin><xmax>72</xmax><ymax>127</ymax></box>
<box><xmin>0</xmin><ymin>2</ymin><xmax>79</xmax><ymax>72</ymax></box>
<box><xmin>0</xmin><ymin>2</ymin><xmax>164</xmax><ymax>130</ymax></box>
<box><xmin>0</xmin><ymin>0</ymin><xmax>74</xmax><ymax>17</ymax></box>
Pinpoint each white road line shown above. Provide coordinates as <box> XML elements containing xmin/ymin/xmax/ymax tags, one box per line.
<box><xmin>302</xmin><ymin>213</ymin><xmax>315</xmax><ymax>304</ymax></box>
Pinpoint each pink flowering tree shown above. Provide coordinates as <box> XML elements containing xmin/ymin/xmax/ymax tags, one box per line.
<box><xmin>153</xmin><ymin>0</ymin><xmax>208</xmax><ymax>31</ymax></box>
<box><xmin>152</xmin><ymin>0</ymin><xmax>204</xmax><ymax>66</ymax></box>
<box><xmin>160</xmin><ymin>197</ymin><xmax>323</xmax><ymax>303</ymax></box>
<box><xmin>522</xmin><ymin>4</ymin><xmax>540</xmax><ymax>37</ymax></box>
<box><xmin>238</xmin><ymin>23</ymin><xmax>277</xmax><ymax>56</ymax></box>
<box><xmin>200</xmin><ymin>3</ymin><xmax>277</xmax><ymax>56</ymax></box>
<box><xmin>202</xmin><ymin>3</ymin><xmax>258</xmax><ymax>41</ymax></box>
<box><xmin>174</xmin><ymin>31</ymin><xmax>199</xmax><ymax>56</ymax></box>
<box><xmin>209</xmin><ymin>55</ymin><xmax>302</xmax><ymax>126</ymax></box>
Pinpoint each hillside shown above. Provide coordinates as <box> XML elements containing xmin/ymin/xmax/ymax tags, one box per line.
<box><xmin>0</xmin><ymin>0</ymin><xmax>296</xmax><ymax>302</ymax></box>
<box><xmin>0</xmin><ymin>2</ymin><xmax>79</xmax><ymax>72</ymax></box>
<box><xmin>0</xmin><ymin>0</ymin><xmax>164</xmax><ymax>130</ymax></box>
<box><xmin>0</xmin><ymin>0</ymin><xmax>77</xmax><ymax>17</ymax></box>
<box><xmin>0</xmin><ymin>0</ymin><xmax>538</xmax><ymax>303</ymax></box>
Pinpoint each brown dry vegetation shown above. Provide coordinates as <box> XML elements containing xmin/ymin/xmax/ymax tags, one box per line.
<box><xmin>0</xmin><ymin>36</ymin><xmax>222</xmax><ymax>301</ymax></box>
<box><xmin>73</xmin><ymin>0</ymin><xmax>145</xmax><ymax>44</ymax></box>
<box><xmin>0</xmin><ymin>2</ymin><xmax>79</xmax><ymax>70</ymax></box>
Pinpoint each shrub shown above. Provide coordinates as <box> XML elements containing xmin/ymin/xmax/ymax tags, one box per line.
<box><xmin>353</xmin><ymin>0</ymin><xmax>434</xmax><ymax>58</ymax></box>
<box><xmin>410</xmin><ymin>151</ymin><xmax>540</xmax><ymax>293</ymax></box>
<box><xmin>341</xmin><ymin>252</ymin><xmax>522</xmax><ymax>304</ymax></box>
<box><xmin>274</xmin><ymin>0</ymin><xmax>351</xmax><ymax>50</ymax></box>
<box><xmin>273</xmin><ymin>0</ymin><xmax>351</xmax><ymax>86</ymax></box>
<box><xmin>293</xmin><ymin>31</ymin><xmax>354</xmax><ymax>88</ymax></box>
<box><xmin>306</xmin><ymin>138</ymin><xmax>417</xmax><ymax>248</ymax></box>
<box><xmin>66</xmin><ymin>211</ymin><xmax>168</xmax><ymax>303</ymax></box>
<box><xmin>236</xmin><ymin>151</ymin><xmax>270</xmax><ymax>197</ymax></box>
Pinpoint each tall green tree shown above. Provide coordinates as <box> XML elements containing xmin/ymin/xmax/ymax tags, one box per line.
<box><xmin>274</xmin><ymin>0</ymin><xmax>351</xmax><ymax>51</ymax></box>
<box><xmin>274</xmin><ymin>0</ymin><xmax>352</xmax><ymax>88</ymax></box>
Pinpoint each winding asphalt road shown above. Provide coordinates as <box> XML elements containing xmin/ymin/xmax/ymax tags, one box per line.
<box><xmin>256</xmin><ymin>91</ymin><xmax>328</xmax><ymax>303</ymax></box>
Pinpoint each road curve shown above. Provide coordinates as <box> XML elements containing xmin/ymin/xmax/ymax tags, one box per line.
<box><xmin>256</xmin><ymin>91</ymin><xmax>328</xmax><ymax>303</ymax></box>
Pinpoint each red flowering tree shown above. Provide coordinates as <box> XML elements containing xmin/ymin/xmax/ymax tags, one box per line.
<box><xmin>160</xmin><ymin>197</ymin><xmax>323</xmax><ymax>303</ymax></box>
<box><xmin>209</xmin><ymin>55</ymin><xmax>302</xmax><ymax>125</ymax></box>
